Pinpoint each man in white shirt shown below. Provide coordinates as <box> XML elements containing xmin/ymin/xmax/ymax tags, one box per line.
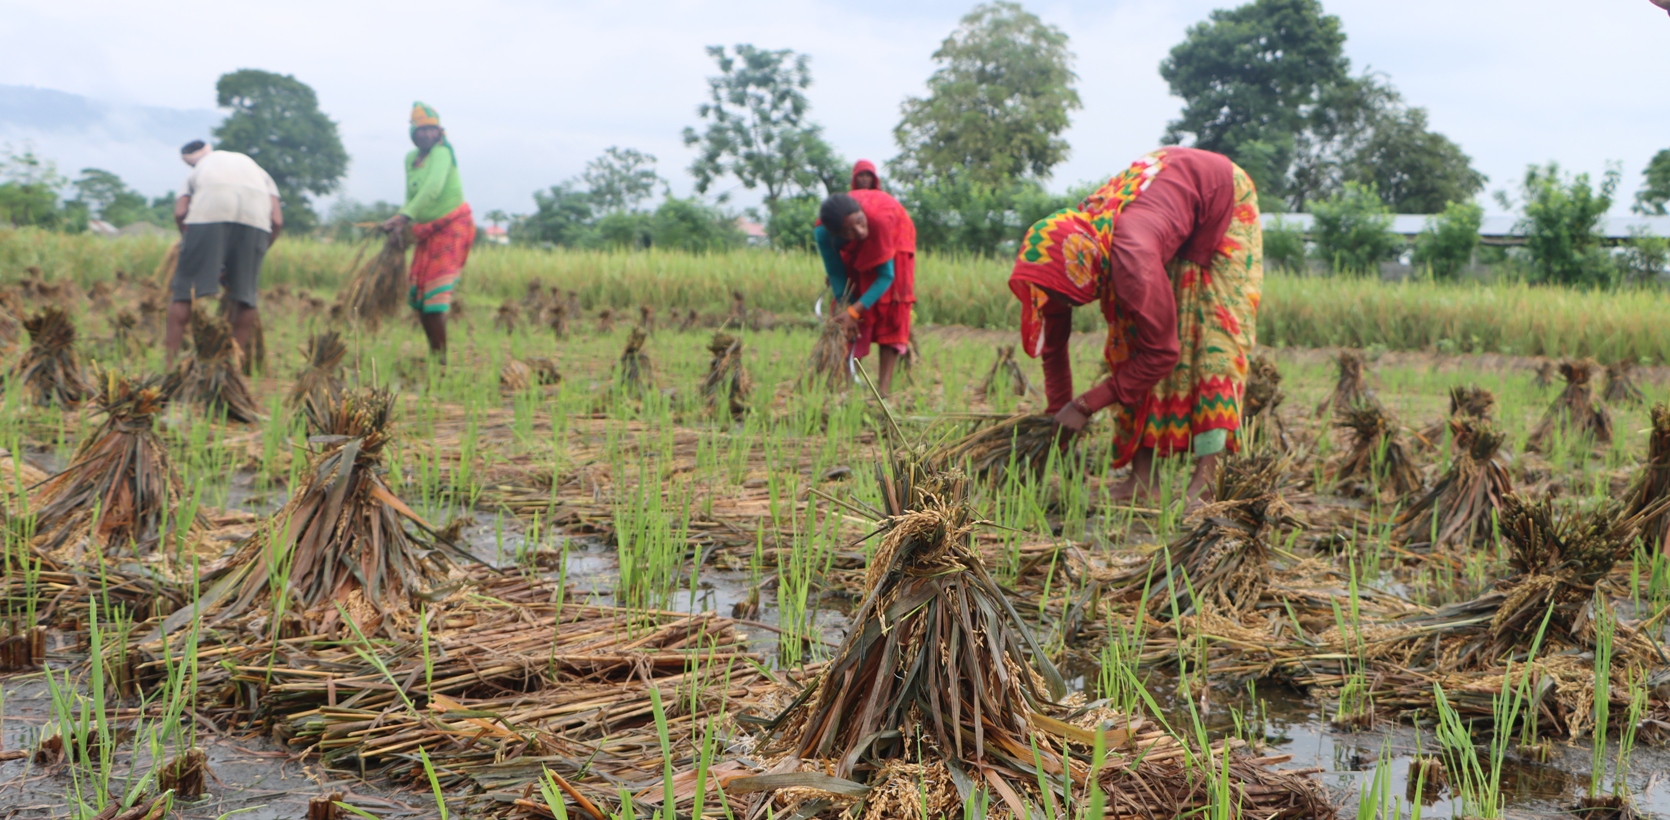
<box><xmin>166</xmin><ymin>140</ymin><xmax>283</xmax><ymax>366</ymax></box>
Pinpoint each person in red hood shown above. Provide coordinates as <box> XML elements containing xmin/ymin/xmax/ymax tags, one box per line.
<box><xmin>851</xmin><ymin>159</ymin><xmax>882</xmax><ymax>191</ymax></box>
<box><xmin>815</xmin><ymin>186</ymin><xmax>916</xmax><ymax>396</ymax></box>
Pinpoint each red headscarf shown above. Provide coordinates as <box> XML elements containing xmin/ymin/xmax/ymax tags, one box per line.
<box><xmin>839</xmin><ymin>189</ymin><xmax>916</xmax><ymax>304</ymax></box>
<box><xmin>850</xmin><ymin>159</ymin><xmax>882</xmax><ymax>191</ymax></box>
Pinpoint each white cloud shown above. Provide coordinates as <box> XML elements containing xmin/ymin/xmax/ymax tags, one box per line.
<box><xmin>2</xmin><ymin>0</ymin><xmax>1666</xmax><ymax>215</ymax></box>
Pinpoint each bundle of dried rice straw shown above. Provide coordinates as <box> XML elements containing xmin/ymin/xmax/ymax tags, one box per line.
<box><xmin>976</xmin><ymin>344</ymin><xmax>1034</xmax><ymax>401</ymax></box>
<box><xmin>1315</xmin><ymin>348</ymin><xmax>1370</xmax><ymax>417</ymax></box>
<box><xmin>163</xmin><ymin>308</ymin><xmax>262</xmax><ymax>423</ymax></box>
<box><xmin>1527</xmin><ymin>359</ymin><xmax>1611</xmax><ymax>452</ymax></box>
<box><xmin>928</xmin><ymin>413</ymin><xmax>1067</xmax><ymax>480</ymax></box>
<box><xmin>13</xmin><ymin>307</ymin><xmax>91</xmax><ymax>407</ymax></box>
<box><xmin>30</xmin><ymin>371</ymin><xmax>207</xmax><ymax>560</ymax></box>
<box><xmin>1327</xmin><ymin>403</ymin><xmax>1422</xmax><ymax>499</ymax></box>
<box><xmin>1392</xmin><ymin>417</ymin><xmax>1513</xmax><ymax>552</ymax></box>
<box><xmin>701</xmin><ymin>330</ymin><xmax>751</xmax><ymax>420</ymax></box>
<box><xmin>335</xmin><ymin>231</ymin><xmax>408</xmax><ymax>328</ymax></box>
<box><xmin>288</xmin><ymin>331</ymin><xmax>347</xmax><ymax>420</ymax></box>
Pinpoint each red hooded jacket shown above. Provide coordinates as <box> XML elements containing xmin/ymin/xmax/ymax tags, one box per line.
<box><xmin>850</xmin><ymin>159</ymin><xmax>882</xmax><ymax>191</ymax></box>
<box><xmin>840</xmin><ymin>188</ymin><xmax>916</xmax><ymax>305</ymax></box>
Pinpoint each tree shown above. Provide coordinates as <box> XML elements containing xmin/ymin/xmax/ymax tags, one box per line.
<box><xmin>582</xmin><ymin>147</ymin><xmax>664</xmax><ymax>213</ymax></box>
<box><xmin>1508</xmin><ymin>162</ymin><xmax>1619</xmax><ymax>288</ymax></box>
<box><xmin>1636</xmin><ymin>149</ymin><xmax>1670</xmax><ymax>216</ymax></box>
<box><xmin>892</xmin><ymin>2</ymin><xmax>1080</xmax><ymax>187</ymax></box>
<box><xmin>70</xmin><ymin>168</ymin><xmax>151</xmax><ymax>227</ymax></box>
<box><xmin>1343</xmin><ymin>106</ymin><xmax>1485</xmax><ymax>214</ymax></box>
<box><xmin>649</xmin><ymin>197</ymin><xmax>742</xmax><ymax>253</ymax></box>
<box><xmin>517</xmin><ymin>183</ymin><xmax>595</xmax><ymax>246</ymax></box>
<box><xmin>1411</xmin><ymin>200</ymin><xmax>1483</xmax><ymax>279</ymax></box>
<box><xmin>895</xmin><ymin>177</ymin><xmax>1074</xmax><ymax>256</ymax></box>
<box><xmin>211</xmin><ymin>69</ymin><xmax>348</xmax><ymax>233</ymax></box>
<box><xmin>1307</xmin><ymin>181</ymin><xmax>1398</xmax><ymax>274</ymax></box>
<box><xmin>1163</xmin><ymin>1</ymin><xmax>1483</xmax><ymax>213</ymax></box>
<box><xmin>1160</xmin><ymin>0</ymin><xmax>1349</xmax><ymax>203</ymax></box>
<box><xmin>0</xmin><ymin>148</ymin><xmax>69</xmax><ymax>229</ymax></box>
<box><xmin>682</xmin><ymin>45</ymin><xmax>845</xmax><ymax>206</ymax></box>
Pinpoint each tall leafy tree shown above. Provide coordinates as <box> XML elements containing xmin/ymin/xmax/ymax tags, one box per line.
<box><xmin>70</xmin><ymin>168</ymin><xmax>151</xmax><ymax>227</ymax></box>
<box><xmin>0</xmin><ymin>148</ymin><xmax>69</xmax><ymax>229</ymax></box>
<box><xmin>211</xmin><ymin>69</ymin><xmax>348</xmax><ymax>232</ymax></box>
<box><xmin>1163</xmin><ymin>0</ymin><xmax>1482</xmax><ymax>213</ymax></box>
<box><xmin>1160</xmin><ymin>0</ymin><xmax>1349</xmax><ymax>203</ymax></box>
<box><xmin>582</xmin><ymin>147</ymin><xmax>664</xmax><ymax>213</ymax></box>
<box><xmin>1635</xmin><ymin>149</ymin><xmax>1670</xmax><ymax>216</ymax></box>
<box><xmin>892</xmin><ymin>2</ymin><xmax>1080</xmax><ymax>187</ymax></box>
<box><xmin>1507</xmin><ymin>162</ymin><xmax>1620</xmax><ymax>288</ymax></box>
<box><xmin>682</xmin><ymin>45</ymin><xmax>844</xmax><ymax>206</ymax></box>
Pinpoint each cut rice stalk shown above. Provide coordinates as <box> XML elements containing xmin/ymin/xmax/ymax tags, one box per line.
<box><xmin>1415</xmin><ymin>385</ymin><xmax>1495</xmax><ymax>450</ymax></box>
<box><xmin>13</xmin><ymin>307</ymin><xmax>91</xmax><ymax>408</ymax></box>
<box><xmin>1327</xmin><ymin>402</ymin><xmax>1422</xmax><ymax>500</ymax></box>
<box><xmin>30</xmin><ymin>371</ymin><xmax>208</xmax><ymax>559</ymax></box>
<box><xmin>335</xmin><ymin>231</ymin><xmax>408</xmax><ymax>329</ymax></box>
<box><xmin>1604</xmin><ymin>359</ymin><xmax>1646</xmax><ymax>407</ymax></box>
<box><xmin>927</xmin><ymin>413</ymin><xmax>1067</xmax><ymax>480</ymax></box>
<box><xmin>1527</xmin><ymin>358</ymin><xmax>1612</xmax><ymax>452</ymax></box>
<box><xmin>1623</xmin><ymin>403</ymin><xmax>1670</xmax><ymax>552</ymax></box>
<box><xmin>190</xmin><ymin>387</ymin><xmax>458</xmax><ymax>638</ymax></box>
<box><xmin>1108</xmin><ymin>453</ymin><xmax>1295</xmax><ymax>618</ymax></box>
<box><xmin>1392</xmin><ymin>418</ymin><xmax>1513</xmax><ymax>551</ymax></box>
<box><xmin>288</xmin><ymin>331</ymin><xmax>347</xmax><ymax>420</ymax></box>
<box><xmin>701</xmin><ymin>331</ymin><xmax>750</xmax><ymax>420</ymax></box>
<box><xmin>1315</xmin><ymin>348</ymin><xmax>1370</xmax><ymax>417</ymax></box>
<box><xmin>975</xmin><ymin>344</ymin><xmax>1035</xmax><ymax>400</ymax></box>
<box><xmin>164</xmin><ymin>307</ymin><xmax>263</xmax><ymax>423</ymax></box>
<box><xmin>1242</xmin><ymin>352</ymin><xmax>1289</xmax><ymax>451</ymax></box>
<box><xmin>617</xmin><ymin>326</ymin><xmax>652</xmax><ymax>394</ymax></box>
<box><xmin>804</xmin><ymin>314</ymin><xmax>851</xmax><ymax>392</ymax></box>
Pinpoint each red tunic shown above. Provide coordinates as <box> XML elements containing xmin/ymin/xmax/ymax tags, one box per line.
<box><xmin>1036</xmin><ymin>148</ymin><xmax>1236</xmax><ymax>412</ymax></box>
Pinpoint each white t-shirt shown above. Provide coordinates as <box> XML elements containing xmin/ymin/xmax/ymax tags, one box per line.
<box><xmin>182</xmin><ymin>150</ymin><xmax>280</xmax><ymax>231</ymax></box>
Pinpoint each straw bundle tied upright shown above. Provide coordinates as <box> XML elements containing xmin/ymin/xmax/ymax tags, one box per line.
<box><xmin>1315</xmin><ymin>348</ymin><xmax>1370</xmax><ymax>417</ymax></box>
<box><xmin>927</xmin><ymin>413</ymin><xmax>1065</xmax><ymax>480</ymax></box>
<box><xmin>164</xmin><ymin>307</ymin><xmax>263</xmax><ymax>423</ymax></box>
<box><xmin>13</xmin><ymin>307</ymin><xmax>91</xmax><ymax>407</ymax></box>
<box><xmin>806</xmin><ymin>313</ymin><xmax>851</xmax><ymax>391</ymax></box>
<box><xmin>30</xmin><ymin>371</ymin><xmax>207</xmax><ymax>560</ymax></box>
<box><xmin>336</xmin><ymin>231</ymin><xmax>408</xmax><ymax>328</ymax></box>
<box><xmin>1241</xmin><ymin>352</ymin><xmax>1288</xmax><ymax>450</ymax></box>
<box><xmin>749</xmin><ymin>451</ymin><xmax>1332</xmax><ymax>820</ymax></box>
<box><xmin>1392</xmin><ymin>417</ymin><xmax>1513</xmax><ymax>552</ymax></box>
<box><xmin>1327</xmin><ymin>402</ymin><xmax>1422</xmax><ymax>499</ymax></box>
<box><xmin>182</xmin><ymin>387</ymin><xmax>459</xmax><ymax>638</ymax></box>
<box><xmin>1416</xmin><ymin>385</ymin><xmax>1495</xmax><ymax>450</ymax></box>
<box><xmin>1623</xmin><ymin>404</ymin><xmax>1670</xmax><ymax>552</ymax></box>
<box><xmin>701</xmin><ymin>330</ymin><xmax>751</xmax><ymax>420</ymax></box>
<box><xmin>976</xmin><ymin>344</ymin><xmax>1035</xmax><ymax>401</ymax></box>
<box><xmin>616</xmin><ymin>325</ymin><xmax>652</xmax><ymax>394</ymax></box>
<box><xmin>1109</xmin><ymin>453</ymin><xmax>1294</xmax><ymax>618</ymax></box>
<box><xmin>1527</xmin><ymin>359</ymin><xmax>1612</xmax><ymax>452</ymax></box>
<box><xmin>1604</xmin><ymin>359</ymin><xmax>1646</xmax><ymax>406</ymax></box>
<box><xmin>494</xmin><ymin>301</ymin><xmax>520</xmax><ymax>333</ymax></box>
<box><xmin>288</xmin><ymin>331</ymin><xmax>347</xmax><ymax>420</ymax></box>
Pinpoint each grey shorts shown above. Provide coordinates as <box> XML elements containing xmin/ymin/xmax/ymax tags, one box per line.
<box><xmin>174</xmin><ymin>221</ymin><xmax>269</xmax><ymax>306</ymax></box>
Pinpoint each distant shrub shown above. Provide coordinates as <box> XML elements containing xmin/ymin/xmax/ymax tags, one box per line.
<box><xmin>1620</xmin><ymin>228</ymin><xmax>1669</xmax><ymax>285</ymax></box>
<box><xmin>1262</xmin><ymin>217</ymin><xmax>1308</xmax><ymax>273</ymax></box>
<box><xmin>1412</xmin><ymin>200</ymin><xmax>1483</xmax><ymax>280</ymax></box>
<box><xmin>1308</xmin><ymin>181</ymin><xmax>1399</xmax><ymax>275</ymax></box>
<box><xmin>1513</xmin><ymin>162</ymin><xmax>1618</xmax><ymax>288</ymax></box>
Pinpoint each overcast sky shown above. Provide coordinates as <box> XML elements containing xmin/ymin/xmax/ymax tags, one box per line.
<box><xmin>2</xmin><ymin>0</ymin><xmax>1667</xmax><ymax>217</ymax></box>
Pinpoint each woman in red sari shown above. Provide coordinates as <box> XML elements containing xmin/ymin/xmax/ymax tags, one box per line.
<box><xmin>1009</xmin><ymin>146</ymin><xmax>1263</xmax><ymax>506</ymax></box>
<box><xmin>815</xmin><ymin>183</ymin><xmax>916</xmax><ymax>396</ymax></box>
<box><xmin>850</xmin><ymin>159</ymin><xmax>882</xmax><ymax>191</ymax></box>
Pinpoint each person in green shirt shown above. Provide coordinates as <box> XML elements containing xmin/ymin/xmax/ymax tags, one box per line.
<box><xmin>380</xmin><ymin>101</ymin><xmax>474</xmax><ymax>360</ymax></box>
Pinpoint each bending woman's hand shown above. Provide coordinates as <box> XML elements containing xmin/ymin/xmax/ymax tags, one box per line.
<box><xmin>1052</xmin><ymin>399</ymin><xmax>1090</xmax><ymax>432</ymax></box>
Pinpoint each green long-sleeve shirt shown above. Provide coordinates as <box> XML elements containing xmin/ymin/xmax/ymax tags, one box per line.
<box><xmin>399</xmin><ymin>144</ymin><xmax>465</xmax><ymax>223</ymax></box>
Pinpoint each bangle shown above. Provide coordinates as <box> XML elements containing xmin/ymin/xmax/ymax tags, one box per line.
<box><xmin>846</xmin><ymin>305</ymin><xmax>862</xmax><ymax>320</ymax></box>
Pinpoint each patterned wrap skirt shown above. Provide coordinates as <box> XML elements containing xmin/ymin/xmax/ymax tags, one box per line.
<box><xmin>408</xmin><ymin>202</ymin><xmax>475</xmax><ymax>314</ymax></box>
<box><xmin>1104</xmin><ymin>163</ymin><xmax>1263</xmax><ymax>465</ymax></box>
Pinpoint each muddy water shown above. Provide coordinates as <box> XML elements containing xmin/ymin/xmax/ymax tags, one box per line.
<box><xmin>6</xmin><ymin>477</ymin><xmax>1670</xmax><ymax>818</ymax></box>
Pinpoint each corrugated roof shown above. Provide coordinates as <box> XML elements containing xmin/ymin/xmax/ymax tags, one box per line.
<box><xmin>1260</xmin><ymin>213</ymin><xmax>1670</xmax><ymax>239</ymax></box>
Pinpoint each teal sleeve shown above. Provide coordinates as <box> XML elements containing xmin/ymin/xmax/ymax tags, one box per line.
<box><xmin>855</xmin><ymin>259</ymin><xmax>895</xmax><ymax>310</ymax></box>
<box><xmin>814</xmin><ymin>225</ymin><xmax>851</xmax><ymax>302</ymax></box>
